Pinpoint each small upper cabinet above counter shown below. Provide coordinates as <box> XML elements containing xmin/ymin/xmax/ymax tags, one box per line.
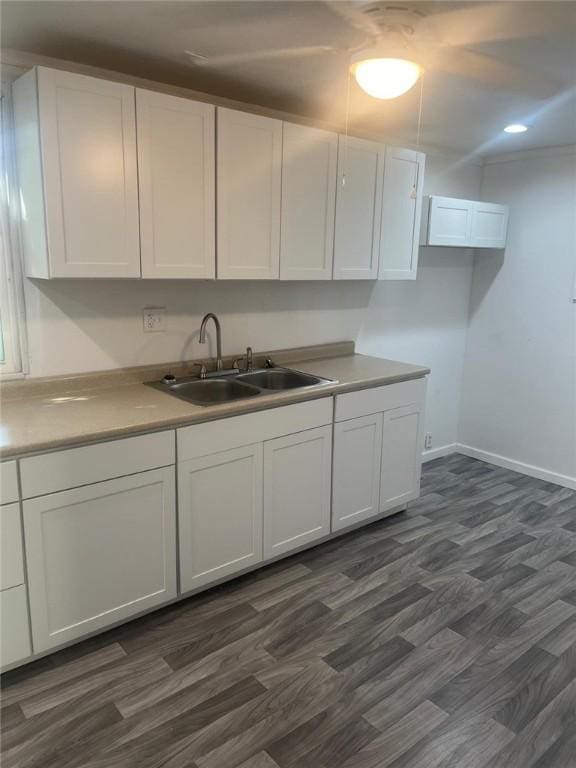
<box><xmin>422</xmin><ymin>195</ymin><xmax>509</xmax><ymax>249</ymax></box>
<box><xmin>216</xmin><ymin>108</ymin><xmax>282</xmax><ymax>280</ymax></box>
<box><xmin>137</xmin><ymin>90</ymin><xmax>215</xmax><ymax>279</ymax></box>
<box><xmin>13</xmin><ymin>67</ymin><xmax>141</xmax><ymax>278</ymax></box>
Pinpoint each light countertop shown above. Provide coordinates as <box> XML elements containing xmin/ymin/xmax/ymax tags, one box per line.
<box><xmin>0</xmin><ymin>346</ymin><xmax>429</xmax><ymax>459</ymax></box>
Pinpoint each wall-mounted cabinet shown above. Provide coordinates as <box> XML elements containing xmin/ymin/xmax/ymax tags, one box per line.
<box><xmin>379</xmin><ymin>147</ymin><xmax>425</xmax><ymax>280</ymax></box>
<box><xmin>280</xmin><ymin>123</ymin><xmax>337</xmax><ymax>280</ymax></box>
<box><xmin>13</xmin><ymin>67</ymin><xmax>141</xmax><ymax>278</ymax></box>
<box><xmin>217</xmin><ymin>108</ymin><xmax>282</xmax><ymax>279</ymax></box>
<box><xmin>422</xmin><ymin>196</ymin><xmax>509</xmax><ymax>249</ymax></box>
<box><xmin>137</xmin><ymin>90</ymin><xmax>215</xmax><ymax>279</ymax></box>
<box><xmin>13</xmin><ymin>66</ymin><xmax>428</xmax><ymax>282</ymax></box>
<box><xmin>333</xmin><ymin>136</ymin><xmax>384</xmax><ymax>280</ymax></box>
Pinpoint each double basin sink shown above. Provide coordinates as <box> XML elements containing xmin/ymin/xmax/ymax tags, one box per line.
<box><xmin>148</xmin><ymin>367</ymin><xmax>336</xmax><ymax>406</ymax></box>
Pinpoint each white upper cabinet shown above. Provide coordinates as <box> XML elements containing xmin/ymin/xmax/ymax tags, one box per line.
<box><xmin>333</xmin><ymin>136</ymin><xmax>384</xmax><ymax>280</ymax></box>
<box><xmin>425</xmin><ymin>196</ymin><xmax>474</xmax><ymax>247</ymax></box>
<box><xmin>217</xmin><ymin>108</ymin><xmax>282</xmax><ymax>279</ymax></box>
<box><xmin>423</xmin><ymin>196</ymin><xmax>509</xmax><ymax>249</ymax></box>
<box><xmin>280</xmin><ymin>123</ymin><xmax>337</xmax><ymax>280</ymax></box>
<box><xmin>13</xmin><ymin>67</ymin><xmax>140</xmax><ymax>278</ymax></box>
<box><xmin>137</xmin><ymin>90</ymin><xmax>215</xmax><ymax>279</ymax></box>
<box><xmin>470</xmin><ymin>201</ymin><xmax>509</xmax><ymax>248</ymax></box>
<box><xmin>378</xmin><ymin>147</ymin><xmax>425</xmax><ymax>280</ymax></box>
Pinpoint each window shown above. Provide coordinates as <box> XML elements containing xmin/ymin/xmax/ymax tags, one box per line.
<box><xmin>0</xmin><ymin>88</ymin><xmax>27</xmax><ymax>378</ymax></box>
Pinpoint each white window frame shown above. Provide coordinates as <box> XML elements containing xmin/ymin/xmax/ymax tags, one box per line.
<box><xmin>0</xmin><ymin>87</ymin><xmax>28</xmax><ymax>379</ymax></box>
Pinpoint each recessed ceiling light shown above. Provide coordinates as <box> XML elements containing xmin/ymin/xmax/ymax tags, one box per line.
<box><xmin>504</xmin><ymin>123</ymin><xmax>529</xmax><ymax>134</ymax></box>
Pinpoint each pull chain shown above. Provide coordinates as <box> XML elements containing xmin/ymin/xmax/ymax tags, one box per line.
<box><xmin>342</xmin><ymin>64</ymin><xmax>352</xmax><ymax>188</ymax></box>
<box><xmin>411</xmin><ymin>72</ymin><xmax>425</xmax><ymax>199</ymax></box>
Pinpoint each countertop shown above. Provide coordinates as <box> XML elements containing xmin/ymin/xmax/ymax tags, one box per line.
<box><xmin>0</xmin><ymin>346</ymin><xmax>429</xmax><ymax>459</ymax></box>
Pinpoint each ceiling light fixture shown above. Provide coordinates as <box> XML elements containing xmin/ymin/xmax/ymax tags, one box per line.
<box><xmin>503</xmin><ymin>123</ymin><xmax>529</xmax><ymax>134</ymax></box>
<box><xmin>351</xmin><ymin>50</ymin><xmax>423</xmax><ymax>100</ymax></box>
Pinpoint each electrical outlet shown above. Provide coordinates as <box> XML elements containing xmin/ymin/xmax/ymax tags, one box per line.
<box><xmin>424</xmin><ymin>433</ymin><xmax>433</xmax><ymax>450</ymax></box>
<box><xmin>142</xmin><ymin>307</ymin><xmax>166</xmax><ymax>333</ymax></box>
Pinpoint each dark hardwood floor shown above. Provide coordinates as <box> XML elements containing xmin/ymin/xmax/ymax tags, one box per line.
<box><xmin>2</xmin><ymin>455</ymin><xmax>576</xmax><ymax>768</ymax></box>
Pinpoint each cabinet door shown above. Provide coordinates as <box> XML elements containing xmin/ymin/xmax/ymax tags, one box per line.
<box><xmin>217</xmin><ymin>108</ymin><xmax>282</xmax><ymax>279</ymax></box>
<box><xmin>24</xmin><ymin>467</ymin><xmax>177</xmax><ymax>652</ymax></box>
<box><xmin>137</xmin><ymin>90</ymin><xmax>215</xmax><ymax>278</ymax></box>
<box><xmin>333</xmin><ymin>136</ymin><xmax>384</xmax><ymax>280</ymax></box>
<box><xmin>1</xmin><ymin>586</ymin><xmax>32</xmax><ymax>670</ymax></box>
<box><xmin>178</xmin><ymin>444</ymin><xmax>263</xmax><ymax>592</ymax></box>
<box><xmin>37</xmin><ymin>68</ymin><xmax>140</xmax><ymax>277</ymax></box>
<box><xmin>470</xmin><ymin>202</ymin><xmax>509</xmax><ymax>248</ymax></box>
<box><xmin>280</xmin><ymin>123</ymin><xmax>337</xmax><ymax>280</ymax></box>
<box><xmin>332</xmin><ymin>414</ymin><xmax>383</xmax><ymax>532</ymax></box>
<box><xmin>264</xmin><ymin>426</ymin><xmax>332</xmax><ymax>558</ymax></box>
<box><xmin>379</xmin><ymin>148</ymin><xmax>425</xmax><ymax>280</ymax></box>
<box><xmin>380</xmin><ymin>405</ymin><xmax>423</xmax><ymax>513</ymax></box>
<box><xmin>427</xmin><ymin>196</ymin><xmax>473</xmax><ymax>246</ymax></box>
<box><xmin>1</xmin><ymin>503</ymin><xmax>25</xmax><ymax>590</ymax></box>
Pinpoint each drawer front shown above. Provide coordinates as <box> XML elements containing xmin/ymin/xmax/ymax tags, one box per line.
<box><xmin>178</xmin><ymin>398</ymin><xmax>333</xmax><ymax>462</ymax></box>
<box><xmin>1</xmin><ymin>585</ymin><xmax>32</xmax><ymax>670</ymax></box>
<box><xmin>20</xmin><ymin>430</ymin><xmax>175</xmax><ymax>498</ymax></box>
<box><xmin>1</xmin><ymin>503</ymin><xmax>25</xmax><ymax>590</ymax></box>
<box><xmin>1</xmin><ymin>461</ymin><xmax>19</xmax><ymax>504</ymax></box>
<box><xmin>335</xmin><ymin>378</ymin><xmax>426</xmax><ymax>422</ymax></box>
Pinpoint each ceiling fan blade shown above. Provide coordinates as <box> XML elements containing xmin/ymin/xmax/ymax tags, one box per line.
<box><xmin>430</xmin><ymin>2</ymin><xmax>576</xmax><ymax>47</ymax></box>
<box><xmin>324</xmin><ymin>1</ymin><xmax>381</xmax><ymax>39</ymax></box>
<box><xmin>185</xmin><ymin>45</ymin><xmax>336</xmax><ymax>68</ymax></box>
<box><xmin>431</xmin><ymin>47</ymin><xmax>560</xmax><ymax>100</ymax></box>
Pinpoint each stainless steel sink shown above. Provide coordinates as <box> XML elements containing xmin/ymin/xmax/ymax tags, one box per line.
<box><xmin>147</xmin><ymin>366</ymin><xmax>335</xmax><ymax>406</ymax></box>
<box><xmin>155</xmin><ymin>377</ymin><xmax>261</xmax><ymax>405</ymax></box>
<box><xmin>236</xmin><ymin>369</ymin><xmax>327</xmax><ymax>390</ymax></box>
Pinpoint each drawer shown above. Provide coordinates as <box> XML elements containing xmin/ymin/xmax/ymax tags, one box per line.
<box><xmin>1</xmin><ymin>585</ymin><xmax>32</xmax><ymax>670</ymax></box>
<box><xmin>20</xmin><ymin>430</ymin><xmax>175</xmax><ymax>498</ymax></box>
<box><xmin>335</xmin><ymin>378</ymin><xmax>426</xmax><ymax>422</ymax></box>
<box><xmin>178</xmin><ymin>398</ymin><xmax>333</xmax><ymax>462</ymax></box>
<box><xmin>1</xmin><ymin>503</ymin><xmax>24</xmax><ymax>590</ymax></box>
<box><xmin>1</xmin><ymin>461</ymin><xmax>19</xmax><ymax>504</ymax></box>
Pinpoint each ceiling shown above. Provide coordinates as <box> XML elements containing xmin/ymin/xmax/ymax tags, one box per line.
<box><xmin>2</xmin><ymin>1</ymin><xmax>575</xmax><ymax>156</ymax></box>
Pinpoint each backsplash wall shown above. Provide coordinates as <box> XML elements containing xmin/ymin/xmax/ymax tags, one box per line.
<box><xmin>21</xmin><ymin>153</ymin><xmax>482</xmax><ymax>453</ymax></box>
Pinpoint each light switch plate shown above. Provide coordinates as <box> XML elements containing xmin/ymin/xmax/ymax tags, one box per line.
<box><xmin>142</xmin><ymin>307</ymin><xmax>166</xmax><ymax>333</ymax></box>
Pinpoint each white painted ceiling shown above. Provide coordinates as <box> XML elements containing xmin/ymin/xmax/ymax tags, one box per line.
<box><xmin>2</xmin><ymin>1</ymin><xmax>575</xmax><ymax>156</ymax></box>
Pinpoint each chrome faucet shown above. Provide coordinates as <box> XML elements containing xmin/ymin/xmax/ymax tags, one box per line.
<box><xmin>199</xmin><ymin>313</ymin><xmax>223</xmax><ymax>371</ymax></box>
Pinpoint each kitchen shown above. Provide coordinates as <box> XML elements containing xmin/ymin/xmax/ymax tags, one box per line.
<box><xmin>0</xmin><ymin>1</ymin><xmax>575</xmax><ymax>766</ymax></box>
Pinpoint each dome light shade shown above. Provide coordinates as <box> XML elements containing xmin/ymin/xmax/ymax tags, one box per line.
<box><xmin>503</xmin><ymin>123</ymin><xmax>528</xmax><ymax>134</ymax></box>
<box><xmin>352</xmin><ymin>57</ymin><xmax>423</xmax><ymax>99</ymax></box>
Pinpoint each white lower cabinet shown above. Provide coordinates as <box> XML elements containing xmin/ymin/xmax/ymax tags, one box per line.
<box><xmin>380</xmin><ymin>404</ymin><xmax>423</xmax><ymax>512</ymax></box>
<box><xmin>333</xmin><ymin>378</ymin><xmax>426</xmax><ymax>530</ymax></box>
<box><xmin>263</xmin><ymin>425</ymin><xmax>332</xmax><ymax>558</ymax></box>
<box><xmin>178</xmin><ymin>444</ymin><xmax>264</xmax><ymax>592</ymax></box>
<box><xmin>1</xmin><ymin>586</ymin><xmax>32</xmax><ymax>669</ymax></box>
<box><xmin>332</xmin><ymin>413</ymin><xmax>383</xmax><ymax>532</ymax></box>
<box><xmin>24</xmin><ymin>467</ymin><xmax>177</xmax><ymax>652</ymax></box>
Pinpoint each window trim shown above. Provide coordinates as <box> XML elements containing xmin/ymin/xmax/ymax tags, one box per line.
<box><xmin>1</xmin><ymin>87</ymin><xmax>29</xmax><ymax>379</ymax></box>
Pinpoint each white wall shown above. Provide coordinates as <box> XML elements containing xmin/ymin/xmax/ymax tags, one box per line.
<box><xmin>459</xmin><ymin>146</ymin><xmax>576</xmax><ymax>485</ymax></box>
<box><xmin>21</xmin><ymin>153</ymin><xmax>481</xmax><ymax>455</ymax></box>
<box><xmin>357</xmin><ymin>154</ymin><xmax>482</xmax><ymax>454</ymax></box>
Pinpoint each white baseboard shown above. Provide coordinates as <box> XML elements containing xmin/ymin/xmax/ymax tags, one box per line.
<box><xmin>455</xmin><ymin>443</ymin><xmax>576</xmax><ymax>491</ymax></box>
<box><xmin>422</xmin><ymin>443</ymin><xmax>459</xmax><ymax>463</ymax></box>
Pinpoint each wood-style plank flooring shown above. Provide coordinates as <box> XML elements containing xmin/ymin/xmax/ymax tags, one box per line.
<box><xmin>2</xmin><ymin>455</ymin><xmax>576</xmax><ymax>768</ymax></box>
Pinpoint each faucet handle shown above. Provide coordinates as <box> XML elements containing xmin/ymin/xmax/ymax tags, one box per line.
<box><xmin>192</xmin><ymin>362</ymin><xmax>207</xmax><ymax>380</ymax></box>
<box><xmin>233</xmin><ymin>347</ymin><xmax>254</xmax><ymax>372</ymax></box>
